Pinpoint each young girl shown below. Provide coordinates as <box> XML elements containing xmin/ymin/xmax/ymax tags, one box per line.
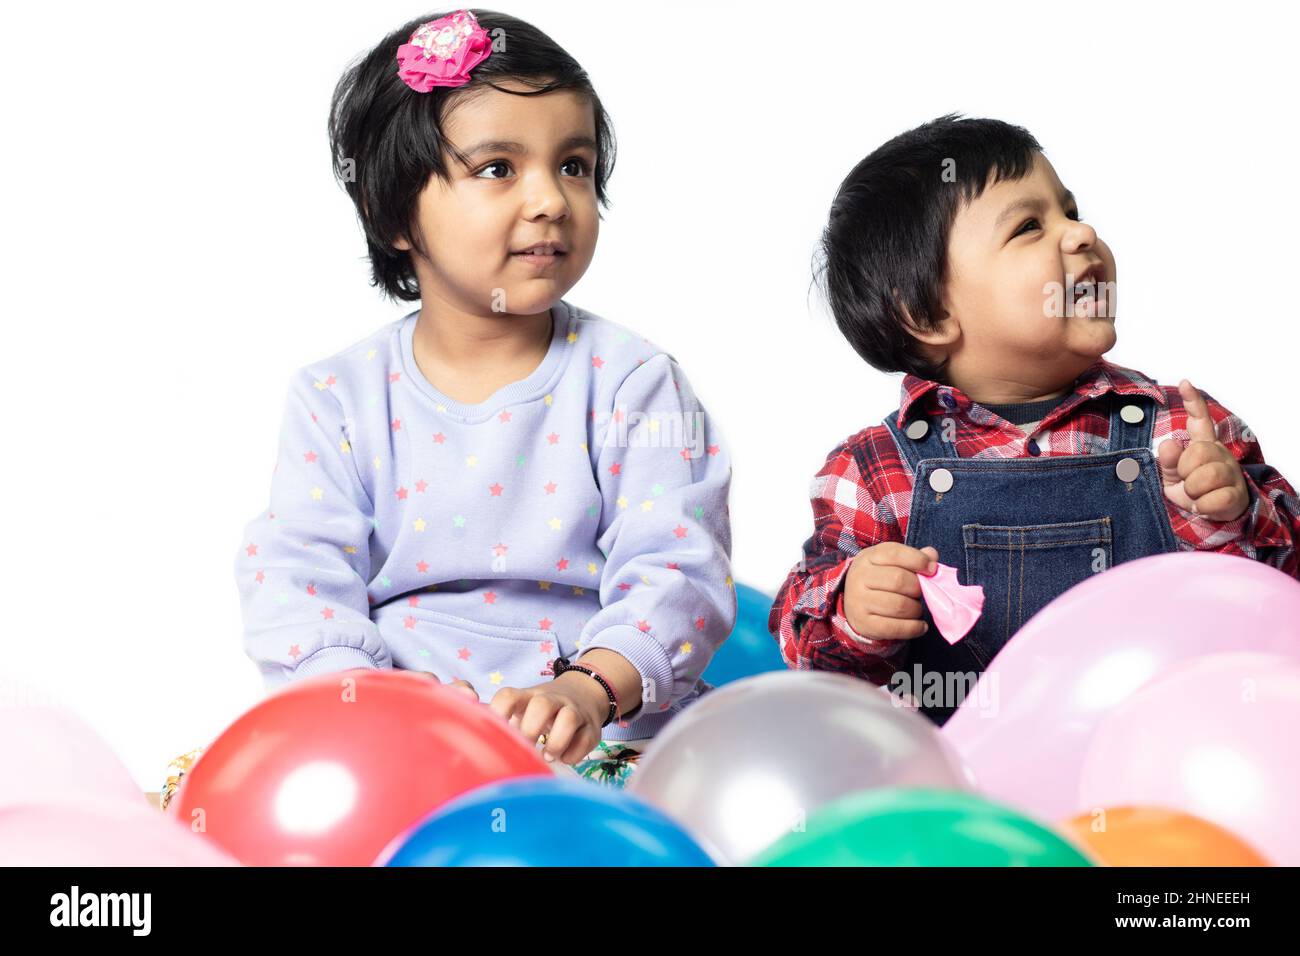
<box><xmin>224</xmin><ymin>9</ymin><xmax>735</xmax><ymax>786</ymax></box>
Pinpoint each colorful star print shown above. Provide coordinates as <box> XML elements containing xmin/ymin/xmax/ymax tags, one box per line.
<box><xmin>237</xmin><ymin>309</ymin><xmax>734</xmax><ymax>744</ymax></box>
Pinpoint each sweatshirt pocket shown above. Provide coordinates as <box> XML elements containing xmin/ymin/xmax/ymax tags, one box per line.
<box><xmin>403</xmin><ymin>606</ymin><xmax>560</xmax><ymax>695</ymax></box>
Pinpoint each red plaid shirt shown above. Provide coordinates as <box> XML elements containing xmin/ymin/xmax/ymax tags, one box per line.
<box><xmin>769</xmin><ymin>358</ymin><xmax>1300</xmax><ymax>682</ymax></box>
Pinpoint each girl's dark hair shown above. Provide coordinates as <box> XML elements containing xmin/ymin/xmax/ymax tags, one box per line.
<box><xmin>328</xmin><ymin>9</ymin><xmax>616</xmax><ymax>302</ymax></box>
<box><xmin>814</xmin><ymin>114</ymin><xmax>1042</xmax><ymax>382</ymax></box>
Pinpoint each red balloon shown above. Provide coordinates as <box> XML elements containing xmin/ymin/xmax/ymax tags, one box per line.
<box><xmin>171</xmin><ymin>669</ymin><xmax>549</xmax><ymax>865</ymax></box>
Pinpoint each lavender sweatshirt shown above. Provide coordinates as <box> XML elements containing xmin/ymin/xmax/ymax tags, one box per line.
<box><xmin>234</xmin><ymin>299</ymin><xmax>735</xmax><ymax>740</ymax></box>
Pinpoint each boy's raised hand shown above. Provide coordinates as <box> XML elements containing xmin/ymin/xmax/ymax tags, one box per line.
<box><xmin>1156</xmin><ymin>379</ymin><xmax>1249</xmax><ymax>522</ymax></box>
<box><xmin>841</xmin><ymin>542</ymin><xmax>939</xmax><ymax>642</ymax></box>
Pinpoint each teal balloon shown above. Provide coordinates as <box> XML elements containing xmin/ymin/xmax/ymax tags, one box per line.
<box><xmin>378</xmin><ymin>776</ymin><xmax>716</xmax><ymax>867</ymax></box>
<box><xmin>752</xmin><ymin>788</ymin><xmax>1096</xmax><ymax>867</ymax></box>
<box><xmin>702</xmin><ymin>583</ymin><xmax>785</xmax><ymax>686</ymax></box>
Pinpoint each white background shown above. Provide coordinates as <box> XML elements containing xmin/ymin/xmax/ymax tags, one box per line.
<box><xmin>2</xmin><ymin>0</ymin><xmax>1296</xmax><ymax>788</ymax></box>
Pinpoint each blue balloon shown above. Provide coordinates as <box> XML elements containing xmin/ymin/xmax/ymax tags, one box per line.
<box><xmin>379</xmin><ymin>776</ymin><xmax>716</xmax><ymax>867</ymax></box>
<box><xmin>701</xmin><ymin>582</ymin><xmax>785</xmax><ymax>687</ymax></box>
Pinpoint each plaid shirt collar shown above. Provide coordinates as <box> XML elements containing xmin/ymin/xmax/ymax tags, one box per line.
<box><xmin>894</xmin><ymin>358</ymin><xmax>1167</xmax><ymax>431</ymax></box>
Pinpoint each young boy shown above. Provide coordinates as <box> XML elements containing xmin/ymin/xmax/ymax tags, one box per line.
<box><xmin>770</xmin><ymin>114</ymin><xmax>1300</xmax><ymax>725</ymax></box>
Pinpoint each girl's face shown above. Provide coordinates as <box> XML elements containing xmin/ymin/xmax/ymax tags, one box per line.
<box><xmin>395</xmin><ymin>79</ymin><xmax>600</xmax><ymax>318</ymax></box>
<box><xmin>936</xmin><ymin>152</ymin><xmax>1118</xmax><ymax>397</ymax></box>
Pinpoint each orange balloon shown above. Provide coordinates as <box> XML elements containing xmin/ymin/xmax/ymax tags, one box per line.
<box><xmin>1061</xmin><ymin>805</ymin><xmax>1271</xmax><ymax>866</ymax></box>
<box><xmin>171</xmin><ymin>669</ymin><xmax>550</xmax><ymax>866</ymax></box>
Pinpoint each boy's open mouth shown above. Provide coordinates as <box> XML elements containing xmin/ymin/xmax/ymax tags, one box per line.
<box><xmin>1071</xmin><ymin>264</ymin><xmax>1110</xmax><ymax>318</ymax></box>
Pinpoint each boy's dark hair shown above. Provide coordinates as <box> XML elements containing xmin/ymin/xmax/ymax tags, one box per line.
<box><xmin>814</xmin><ymin>114</ymin><xmax>1042</xmax><ymax>382</ymax></box>
<box><xmin>328</xmin><ymin>9</ymin><xmax>616</xmax><ymax>302</ymax></box>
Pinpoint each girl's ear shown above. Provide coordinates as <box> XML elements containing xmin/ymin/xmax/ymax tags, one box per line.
<box><xmin>360</xmin><ymin>194</ymin><xmax>415</xmax><ymax>253</ymax></box>
<box><xmin>394</xmin><ymin>217</ymin><xmax>425</xmax><ymax>256</ymax></box>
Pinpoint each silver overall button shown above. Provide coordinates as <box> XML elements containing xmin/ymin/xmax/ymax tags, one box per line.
<box><xmin>1115</xmin><ymin>457</ymin><xmax>1141</xmax><ymax>482</ymax></box>
<box><xmin>1120</xmin><ymin>404</ymin><xmax>1145</xmax><ymax>424</ymax></box>
<box><xmin>929</xmin><ymin>468</ymin><xmax>954</xmax><ymax>493</ymax></box>
<box><xmin>905</xmin><ymin>419</ymin><xmax>930</xmax><ymax>440</ymax></box>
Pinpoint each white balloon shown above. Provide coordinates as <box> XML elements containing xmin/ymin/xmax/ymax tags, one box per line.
<box><xmin>629</xmin><ymin>670</ymin><xmax>972</xmax><ymax>864</ymax></box>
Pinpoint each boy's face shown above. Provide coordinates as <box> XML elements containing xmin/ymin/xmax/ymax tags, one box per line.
<box><xmin>394</xmin><ymin>80</ymin><xmax>599</xmax><ymax>319</ymax></box>
<box><xmin>936</xmin><ymin>152</ymin><xmax>1117</xmax><ymax>399</ymax></box>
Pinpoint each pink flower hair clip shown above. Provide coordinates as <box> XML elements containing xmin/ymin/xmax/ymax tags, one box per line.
<box><xmin>395</xmin><ymin>10</ymin><xmax>492</xmax><ymax>93</ymax></box>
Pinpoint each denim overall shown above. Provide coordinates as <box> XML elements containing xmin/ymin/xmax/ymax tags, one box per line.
<box><xmin>881</xmin><ymin>389</ymin><xmax>1180</xmax><ymax>725</ymax></box>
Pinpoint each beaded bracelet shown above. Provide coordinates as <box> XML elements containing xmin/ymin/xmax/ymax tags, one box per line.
<box><xmin>550</xmin><ymin>655</ymin><xmax>619</xmax><ymax>727</ymax></box>
<box><xmin>581</xmin><ymin>666</ymin><xmax>646</xmax><ymax>722</ymax></box>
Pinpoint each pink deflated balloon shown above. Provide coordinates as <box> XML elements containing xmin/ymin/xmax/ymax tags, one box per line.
<box><xmin>941</xmin><ymin>552</ymin><xmax>1300</xmax><ymax>822</ymax></box>
<box><xmin>0</xmin><ymin>678</ymin><xmax>146</xmax><ymax>812</ymax></box>
<box><xmin>0</xmin><ymin>799</ymin><xmax>240</xmax><ymax>866</ymax></box>
<box><xmin>1078</xmin><ymin>652</ymin><xmax>1300</xmax><ymax>865</ymax></box>
<box><xmin>918</xmin><ymin>563</ymin><xmax>985</xmax><ymax>645</ymax></box>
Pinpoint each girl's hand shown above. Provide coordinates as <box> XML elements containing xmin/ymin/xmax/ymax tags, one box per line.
<box><xmin>489</xmin><ymin>673</ymin><xmax>608</xmax><ymax>764</ymax></box>
<box><xmin>1157</xmin><ymin>379</ymin><xmax>1250</xmax><ymax>522</ymax></box>
<box><xmin>416</xmin><ymin>671</ymin><xmax>480</xmax><ymax>702</ymax></box>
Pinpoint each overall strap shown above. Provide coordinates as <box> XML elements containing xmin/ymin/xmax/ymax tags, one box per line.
<box><xmin>882</xmin><ymin>403</ymin><xmax>958</xmax><ymax>473</ymax></box>
<box><xmin>1105</xmin><ymin>390</ymin><xmax>1159</xmax><ymax>454</ymax></box>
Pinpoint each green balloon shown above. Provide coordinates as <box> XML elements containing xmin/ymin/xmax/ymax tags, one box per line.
<box><xmin>752</xmin><ymin>788</ymin><xmax>1096</xmax><ymax>867</ymax></box>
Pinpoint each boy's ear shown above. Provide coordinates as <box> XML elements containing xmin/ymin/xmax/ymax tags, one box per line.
<box><xmin>894</xmin><ymin>290</ymin><xmax>960</xmax><ymax>359</ymax></box>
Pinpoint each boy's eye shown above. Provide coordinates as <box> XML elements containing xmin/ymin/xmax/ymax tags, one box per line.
<box><xmin>1067</xmin><ymin>208</ymin><xmax>1084</xmax><ymax>221</ymax></box>
<box><xmin>1014</xmin><ymin>218</ymin><xmax>1041</xmax><ymax>236</ymax></box>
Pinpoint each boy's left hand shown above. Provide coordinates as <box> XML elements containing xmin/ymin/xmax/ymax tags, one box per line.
<box><xmin>489</xmin><ymin>673</ymin><xmax>608</xmax><ymax>765</ymax></box>
<box><xmin>1156</xmin><ymin>379</ymin><xmax>1250</xmax><ymax>522</ymax></box>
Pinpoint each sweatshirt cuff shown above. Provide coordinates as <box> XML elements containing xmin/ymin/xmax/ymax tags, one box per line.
<box><xmin>292</xmin><ymin>645</ymin><xmax>381</xmax><ymax>680</ymax></box>
<box><xmin>579</xmin><ymin>624</ymin><xmax>677</xmax><ymax>716</ymax></box>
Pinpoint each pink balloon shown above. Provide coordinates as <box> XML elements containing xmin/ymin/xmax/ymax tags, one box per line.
<box><xmin>1078</xmin><ymin>652</ymin><xmax>1299</xmax><ymax>864</ymax></box>
<box><xmin>917</xmin><ymin>562</ymin><xmax>984</xmax><ymax>645</ymax></box>
<box><xmin>0</xmin><ymin>799</ymin><xmax>240</xmax><ymax>865</ymax></box>
<box><xmin>0</xmin><ymin>678</ymin><xmax>146</xmax><ymax>811</ymax></box>
<box><xmin>942</xmin><ymin>552</ymin><xmax>1300</xmax><ymax>821</ymax></box>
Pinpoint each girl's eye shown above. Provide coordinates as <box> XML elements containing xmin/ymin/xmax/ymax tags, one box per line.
<box><xmin>560</xmin><ymin>157</ymin><xmax>591</xmax><ymax>177</ymax></box>
<box><xmin>474</xmin><ymin>158</ymin><xmax>592</xmax><ymax>180</ymax></box>
<box><xmin>1014</xmin><ymin>218</ymin><xmax>1041</xmax><ymax>237</ymax></box>
<box><xmin>475</xmin><ymin>161</ymin><xmax>513</xmax><ymax>180</ymax></box>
